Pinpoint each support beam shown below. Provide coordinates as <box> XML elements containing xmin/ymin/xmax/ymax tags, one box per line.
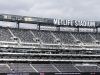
<box><xmin>16</xmin><ymin>22</ymin><xmax>20</xmax><ymax>29</ymax></box>
<box><xmin>96</xmin><ymin>27</ymin><xmax>98</xmax><ymax>33</ymax></box>
<box><xmin>77</xmin><ymin>26</ymin><xmax>79</xmax><ymax>32</ymax></box>
<box><xmin>56</xmin><ymin>26</ymin><xmax>60</xmax><ymax>31</ymax></box>
<box><xmin>37</xmin><ymin>23</ymin><xmax>41</xmax><ymax>30</ymax></box>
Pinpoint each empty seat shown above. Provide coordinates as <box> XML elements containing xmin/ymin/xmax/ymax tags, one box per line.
<box><xmin>54</xmin><ymin>64</ymin><xmax>79</xmax><ymax>72</ymax></box>
<box><xmin>8</xmin><ymin>63</ymin><xmax>36</xmax><ymax>73</ymax></box>
<box><xmin>32</xmin><ymin>64</ymin><xmax>58</xmax><ymax>72</ymax></box>
<box><xmin>76</xmin><ymin>66</ymin><xmax>100</xmax><ymax>72</ymax></box>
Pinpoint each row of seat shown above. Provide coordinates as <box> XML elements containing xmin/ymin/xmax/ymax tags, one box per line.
<box><xmin>0</xmin><ymin>56</ymin><xmax>100</xmax><ymax>60</ymax></box>
<box><xmin>0</xmin><ymin>63</ymin><xmax>100</xmax><ymax>73</ymax></box>
<box><xmin>0</xmin><ymin>27</ymin><xmax>100</xmax><ymax>44</ymax></box>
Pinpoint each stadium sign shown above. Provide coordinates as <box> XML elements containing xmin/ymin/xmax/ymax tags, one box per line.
<box><xmin>0</xmin><ymin>14</ymin><xmax>98</xmax><ymax>27</ymax></box>
<box><xmin>53</xmin><ymin>19</ymin><xmax>95</xmax><ymax>27</ymax></box>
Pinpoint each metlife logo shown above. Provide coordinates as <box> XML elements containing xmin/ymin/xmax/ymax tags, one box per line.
<box><xmin>53</xmin><ymin>19</ymin><xmax>95</xmax><ymax>27</ymax></box>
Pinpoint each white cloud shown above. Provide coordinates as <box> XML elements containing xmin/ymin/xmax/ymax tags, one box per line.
<box><xmin>0</xmin><ymin>0</ymin><xmax>100</xmax><ymax>27</ymax></box>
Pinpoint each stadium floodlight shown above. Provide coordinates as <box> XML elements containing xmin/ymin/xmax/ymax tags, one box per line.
<box><xmin>86</xmin><ymin>48</ymin><xmax>93</xmax><ymax>50</ymax></box>
<box><xmin>65</xmin><ymin>48</ymin><xmax>68</xmax><ymax>49</ymax></box>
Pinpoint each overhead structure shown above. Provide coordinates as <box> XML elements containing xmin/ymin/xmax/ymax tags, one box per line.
<box><xmin>0</xmin><ymin>14</ymin><xmax>99</xmax><ymax>28</ymax></box>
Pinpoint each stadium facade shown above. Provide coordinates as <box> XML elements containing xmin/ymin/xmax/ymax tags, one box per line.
<box><xmin>0</xmin><ymin>14</ymin><xmax>100</xmax><ymax>75</ymax></box>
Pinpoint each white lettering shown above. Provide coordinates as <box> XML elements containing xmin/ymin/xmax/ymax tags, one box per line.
<box><xmin>53</xmin><ymin>19</ymin><xmax>95</xmax><ymax>27</ymax></box>
<box><xmin>67</xmin><ymin>20</ymin><xmax>71</xmax><ymax>25</ymax></box>
<box><xmin>80</xmin><ymin>21</ymin><xmax>83</xmax><ymax>26</ymax></box>
<box><xmin>53</xmin><ymin>19</ymin><xmax>58</xmax><ymax>25</ymax></box>
<box><xmin>75</xmin><ymin>20</ymin><xmax>78</xmax><ymax>26</ymax></box>
<box><xmin>83</xmin><ymin>21</ymin><xmax>87</xmax><ymax>26</ymax></box>
<box><xmin>70</xmin><ymin>20</ymin><xmax>73</xmax><ymax>26</ymax></box>
<box><xmin>58</xmin><ymin>19</ymin><xmax>61</xmax><ymax>25</ymax></box>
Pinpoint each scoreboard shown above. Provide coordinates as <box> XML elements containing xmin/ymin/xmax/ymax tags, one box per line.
<box><xmin>0</xmin><ymin>14</ymin><xmax>99</xmax><ymax>27</ymax></box>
